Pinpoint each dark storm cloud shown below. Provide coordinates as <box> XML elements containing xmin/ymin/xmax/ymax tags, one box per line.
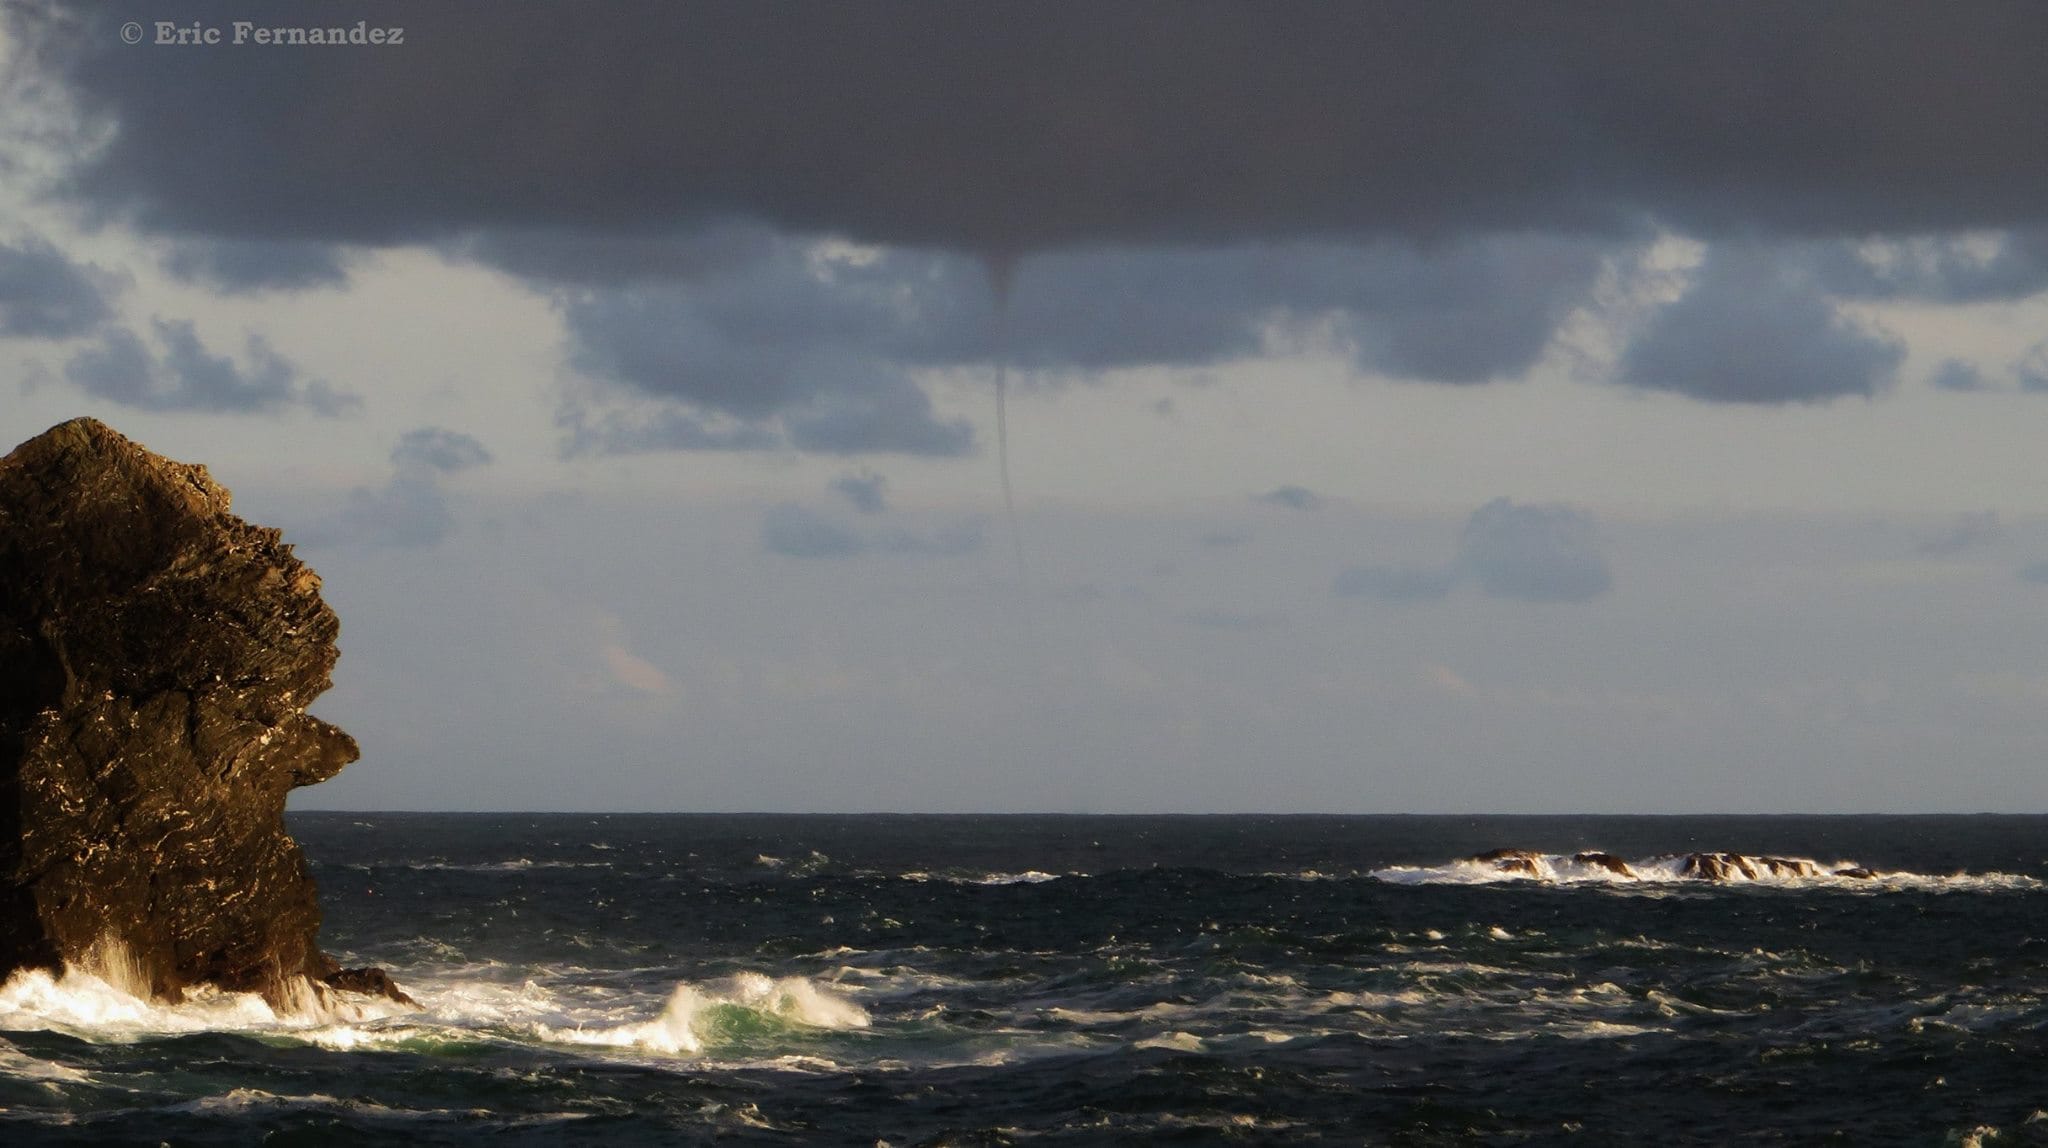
<box><xmin>552</xmin><ymin>233</ymin><xmax>1605</xmax><ymax>455</ymax></box>
<box><xmin>778</xmin><ymin>377</ymin><xmax>976</xmax><ymax>457</ymax></box>
<box><xmin>61</xmin><ymin>317</ymin><xmax>357</xmax><ymax>414</ymax></box>
<box><xmin>559</xmin><ymin>352</ymin><xmax>973</xmax><ymax>458</ymax></box>
<box><xmin>1809</xmin><ymin>231</ymin><xmax>2048</xmax><ymax>304</ymax></box>
<box><xmin>456</xmin><ymin>224</ymin><xmax>781</xmax><ymax>286</ymax></box>
<box><xmin>1619</xmin><ymin>249</ymin><xmax>1906</xmax><ymax>404</ymax></box>
<box><xmin>1915</xmin><ymin>512</ymin><xmax>2003</xmax><ymax>558</ymax></box>
<box><xmin>391</xmin><ymin>426</ymin><xmax>492</xmax><ymax>473</ymax></box>
<box><xmin>1929</xmin><ymin>359</ymin><xmax>1994</xmax><ymax>393</ymax></box>
<box><xmin>300</xmin><ymin>427</ymin><xmax>492</xmax><ymax>549</ymax></box>
<box><xmin>158</xmin><ymin>238</ymin><xmax>354</xmax><ymax>294</ymax></box>
<box><xmin>0</xmin><ymin>234</ymin><xmax>121</xmax><ymax>338</ymax></box>
<box><xmin>14</xmin><ymin>1</ymin><xmax>2047</xmax><ymax>449</ymax></box>
<box><xmin>550</xmin><ymin>244</ymin><xmax>979</xmax><ymax>456</ymax></box>
<box><xmin>1254</xmin><ymin>486</ymin><xmax>1325</xmax><ymax>512</ymax></box>
<box><xmin>831</xmin><ymin>471</ymin><xmax>889</xmax><ymax>515</ymax></box>
<box><xmin>999</xmin><ymin>239</ymin><xmax>1604</xmax><ymax>383</ymax></box>
<box><xmin>18</xmin><ymin>2</ymin><xmax>2048</xmax><ymax>252</ymax></box>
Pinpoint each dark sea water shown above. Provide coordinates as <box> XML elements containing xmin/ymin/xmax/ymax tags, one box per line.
<box><xmin>4</xmin><ymin>814</ymin><xmax>2048</xmax><ymax>1145</ymax></box>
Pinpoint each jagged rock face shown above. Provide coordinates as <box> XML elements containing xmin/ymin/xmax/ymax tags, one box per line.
<box><xmin>1677</xmin><ymin>852</ymin><xmax>1826</xmax><ymax>881</ymax></box>
<box><xmin>1680</xmin><ymin>852</ymin><xmax>1757</xmax><ymax>881</ymax></box>
<box><xmin>1755</xmin><ymin>856</ymin><xmax>1822</xmax><ymax>879</ymax></box>
<box><xmin>0</xmin><ymin>418</ymin><xmax>372</xmax><ymax>1003</ymax></box>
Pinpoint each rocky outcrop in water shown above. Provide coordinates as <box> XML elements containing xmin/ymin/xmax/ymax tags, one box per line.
<box><xmin>1470</xmin><ymin>848</ymin><xmax>1544</xmax><ymax>876</ymax></box>
<box><xmin>1679</xmin><ymin>852</ymin><xmax>1759</xmax><ymax>881</ymax></box>
<box><xmin>0</xmin><ymin>418</ymin><xmax>409</xmax><ymax>1006</ymax></box>
<box><xmin>1677</xmin><ymin>853</ymin><xmax>1852</xmax><ymax>881</ymax></box>
<box><xmin>1571</xmin><ymin>851</ymin><xmax>1636</xmax><ymax>878</ymax></box>
<box><xmin>1466</xmin><ymin>848</ymin><xmax>1879</xmax><ymax>882</ymax></box>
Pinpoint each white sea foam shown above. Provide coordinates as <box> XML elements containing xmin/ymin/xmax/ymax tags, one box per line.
<box><xmin>160</xmin><ymin>1087</ymin><xmax>597</xmax><ymax>1127</ymax></box>
<box><xmin>1372</xmin><ymin>851</ymin><xmax>2040</xmax><ymax>890</ymax></box>
<box><xmin>0</xmin><ymin>1038</ymin><xmax>93</xmax><ymax>1083</ymax></box>
<box><xmin>973</xmin><ymin>870</ymin><xmax>1062</xmax><ymax>885</ymax></box>
<box><xmin>1555</xmin><ymin>1019</ymin><xmax>1663</xmax><ymax>1040</ymax></box>
<box><xmin>1044</xmin><ymin>1001</ymin><xmax>1192</xmax><ymax>1028</ymax></box>
<box><xmin>387</xmin><ymin>858</ymin><xmax>614</xmax><ymax>873</ymax></box>
<box><xmin>171</xmin><ymin>1088</ymin><xmax>378</xmax><ymax>1116</ymax></box>
<box><xmin>1394</xmin><ymin>960</ymin><xmax>1520</xmax><ymax>976</ymax></box>
<box><xmin>1324</xmin><ymin>989</ymin><xmax>1433</xmax><ymax>1010</ymax></box>
<box><xmin>1218</xmin><ymin>1028</ymin><xmax>1297</xmax><ymax>1045</ymax></box>
<box><xmin>1151</xmin><ymin>1112</ymin><xmax>1300</xmax><ymax>1134</ymax></box>
<box><xmin>895</xmin><ymin>870</ymin><xmax>1066</xmax><ymax>885</ymax></box>
<box><xmin>1911</xmin><ymin>997</ymin><xmax>2046</xmax><ymax>1034</ymax></box>
<box><xmin>0</xmin><ymin>959</ymin><xmax>409</xmax><ymax>1042</ymax></box>
<box><xmin>537</xmin><ymin>972</ymin><xmax>870</xmax><ymax>1056</ymax></box>
<box><xmin>1133</xmin><ymin>1030</ymin><xmax>1205</xmax><ymax>1052</ymax></box>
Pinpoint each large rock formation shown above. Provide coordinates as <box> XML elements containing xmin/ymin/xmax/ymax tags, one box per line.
<box><xmin>0</xmin><ymin>418</ymin><xmax>405</xmax><ymax>1006</ymax></box>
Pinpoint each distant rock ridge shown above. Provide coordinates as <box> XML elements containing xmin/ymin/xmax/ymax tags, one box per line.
<box><xmin>1465</xmin><ymin>849</ymin><xmax>1879</xmax><ymax>882</ymax></box>
<box><xmin>0</xmin><ymin>417</ymin><xmax>409</xmax><ymax>1007</ymax></box>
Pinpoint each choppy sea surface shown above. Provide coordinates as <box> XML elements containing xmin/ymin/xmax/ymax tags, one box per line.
<box><xmin>5</xmin><ymin>814</ymin><xmax>2048</xmax><ymax>1145</ymax></box>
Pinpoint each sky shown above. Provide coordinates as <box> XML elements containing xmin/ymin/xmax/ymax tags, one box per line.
<box><xmin>3</xmin><ymin>1</ymin><xmax>2047</xmax><ymax>812</ymax></box>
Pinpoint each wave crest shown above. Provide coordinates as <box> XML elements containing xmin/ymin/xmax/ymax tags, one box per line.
<box><xmin>538</xmin><ymin>973</ymin><xmax>869</xmax><ymax>1055</ymax></box>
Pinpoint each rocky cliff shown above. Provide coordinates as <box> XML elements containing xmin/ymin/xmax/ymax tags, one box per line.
<box><xmin>0</xmin><ymin>417</ymin><xmax>405</xmax><ymax>1006</ymax></box>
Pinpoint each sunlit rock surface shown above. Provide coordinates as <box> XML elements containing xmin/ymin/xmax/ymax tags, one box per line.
<box><xmin>0</xmin><ymin>418</ymin><xmax>406</xmax><ymax>1006</ymax></box>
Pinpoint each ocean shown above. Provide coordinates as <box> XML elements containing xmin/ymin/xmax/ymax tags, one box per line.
<box><xmin>3</xmin><ymin>813</ymin><xmax>2046</xmax><ymax>1145</ymax></box>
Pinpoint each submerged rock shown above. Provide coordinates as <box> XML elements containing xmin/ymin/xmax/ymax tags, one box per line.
<box><xmin>0</xmin><ymin>418</ymin><xmax>409</xmax><ymax>1007</ymax></box>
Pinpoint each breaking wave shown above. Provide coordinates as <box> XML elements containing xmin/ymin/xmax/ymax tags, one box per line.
<box><xmin>0</xmin><ymin>952</ymin><xmax>869</xmax><ymax>1072</ymax></box>
<box><xmin>536</xmin><ymin>973</ymin><xmax>870</xmax><ymax>1056</ymax></box>
<box><xmin>0</xmin><ymin>958</ymin><xmax>409</xmax><ymax>1040</ymax></box>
